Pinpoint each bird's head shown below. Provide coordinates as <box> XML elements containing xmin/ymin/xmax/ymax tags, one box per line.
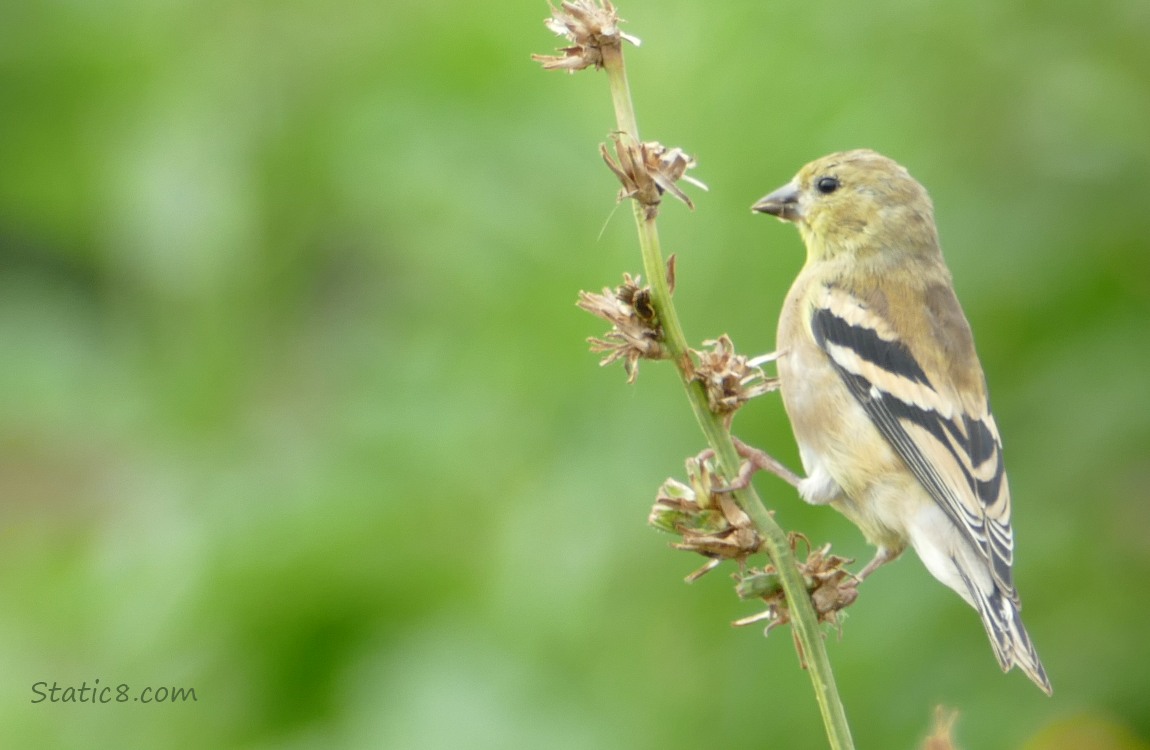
<box><xmin>753</xmin><ymin>149</ymin><xmax>939</xmax><ymax>264</ymax></box>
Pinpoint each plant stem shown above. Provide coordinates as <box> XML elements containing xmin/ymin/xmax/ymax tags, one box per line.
<box><xmin>599</xmin><ymin>41</ymin><xmax>856</xmax><ymax>750</ymax></box>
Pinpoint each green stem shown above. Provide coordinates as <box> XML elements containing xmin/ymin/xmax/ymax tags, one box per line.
<box><xmin>600</xmin><ymin>40</ymin><xmax>855</xmax><ymax>750</ymax></box>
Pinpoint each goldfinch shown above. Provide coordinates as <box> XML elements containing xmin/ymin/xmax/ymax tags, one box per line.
<box><xmin>752</xmin><ymin>149</ymin><xmax>1051</xmax><ymax>694</ymax></box>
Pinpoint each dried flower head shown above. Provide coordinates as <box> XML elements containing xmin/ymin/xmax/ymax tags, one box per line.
<box><xmin>733</xmin><ymin>533</ymin><xmax>858</xmax><ymax>635</ymax></box>
<box><xmin>921</xmin><ymin>707</ymin><xmax>961</xmax><ymax>750</ymax></box>
<box><xmin>577</xmin><ymin>273</ymin><xmax>664</xmax><ymax>382</ymax></box>
<box><xmin>692</xmin><ymin>336</ymin><xmax>779</xmax><ymax>420</ymax></box>
<box><xmin>601</xmin><ymin>135</ymin><xmax>707</xmax><ymax>219</ymax></box>
<box><xmin>532</xmin><ymin>0</ymin><xmax>640</xmax><ymax>73</ymax></box>
<box><xmin>650</xmin><ymin>456</ymin><xmax>766</xmax><ymax>581</ymax></box>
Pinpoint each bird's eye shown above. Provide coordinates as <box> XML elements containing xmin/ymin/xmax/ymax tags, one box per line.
<box><xmin>815</xmin><ymin>176</ymin><xmax>840</xmax><ymax>194</ymax></box>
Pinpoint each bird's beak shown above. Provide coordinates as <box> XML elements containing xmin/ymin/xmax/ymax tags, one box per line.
<box><xmin>752</xmin><ymin>182</ymin><xmax>802</xmax><ymax>222</ymax></box>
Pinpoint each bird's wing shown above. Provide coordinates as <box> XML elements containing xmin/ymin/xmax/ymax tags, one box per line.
<box><xmin>808</xmin><ymin>284</ymin><xmax>1016</xmax><ymax>598</ymax></box>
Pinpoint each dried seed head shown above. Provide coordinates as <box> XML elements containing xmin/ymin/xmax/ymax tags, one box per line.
<box><xmin>921</xmin><ymin>707</ymin><xmax>961</xmax><ymax>750</ymax></box>
<box><xmin>692</xmin><ymin>335</ymin><xmax>779</xmax><ymax>418</ymax></box>
<box><xmin>602</xmin><ymin>135</ymin><xmax>706</xmax><ymax>219</ymax></box>
<box><xmin>532</xmin><ymin>0</ymin><xmax>640</xmax><ymax>73</ymax></box>
<box><xmin>650</xmin><ymin>456</ymin><xmax>766</xmax><ymax>581</ymax></box>
<box><xmin>577</xmin><ymin>273</ymin><xmax>664</xmax><ymax>383</ymax></box>
<box><xmin>733</xmin><ymin>533</ymin><xmax>858</xmax><ymax>635</ymax></box>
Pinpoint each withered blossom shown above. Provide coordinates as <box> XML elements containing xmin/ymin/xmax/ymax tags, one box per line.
<box><xmin>531</xmin><ymin>0</ymin><xmax>640</xmax><ymax>73</ymax></box>
<box><xmin>602</xmin><ymin>135</ymin><xmax>707</xmax><ymax>218</ymax></box>
<box><xmin>732</xmin><ymin>534</ymin><xmax>858</xmax><ymax>635</ymax></box>
<box><xmin>577</xmin><ymin>273</ymin><xmax>663</xmax><ymax>383</ymax></box>
<box><xmin>649</xmin><ymin>456</ymin><xmax>766</xmax><ymax>581</ymax></box>
<box><xmin>692</xmin><ymin>335</ymin><xmax>779</xmax><ymax>420</ymax></box>
<box><xmin>921</xmin><ymin>707</ymin><xmax>961</xmax><ymax>750</ymax></box>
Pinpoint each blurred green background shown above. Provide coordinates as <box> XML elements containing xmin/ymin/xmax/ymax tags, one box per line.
<box><xmin>2</xmin><ymin>0</ymin><xmax>1148</xmax><ymax>747</ymax></box>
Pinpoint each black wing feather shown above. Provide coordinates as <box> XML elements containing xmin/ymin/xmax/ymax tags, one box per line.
<box><xmin>810</xmin><ymin>302</ymin><xmax>1015</xmax><ymax>594</ymax></box>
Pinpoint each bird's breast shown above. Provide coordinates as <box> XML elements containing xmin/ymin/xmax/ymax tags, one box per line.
<box><xmin>776</xmin><ymin>285</ymin><xmax>921</xmax><ymax>548</ymax></box>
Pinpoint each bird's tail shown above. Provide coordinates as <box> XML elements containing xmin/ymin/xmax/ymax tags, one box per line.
<box><xmin>966</xmin><ymin>580</ymin><xmax>1053</xmax><ymax>695</ymax></box>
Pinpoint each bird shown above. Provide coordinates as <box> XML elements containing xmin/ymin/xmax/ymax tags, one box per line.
<box><xmin>750</xmin><ymin>149</ymin><xmax>1052</xmax><ymax>694</ymax></box>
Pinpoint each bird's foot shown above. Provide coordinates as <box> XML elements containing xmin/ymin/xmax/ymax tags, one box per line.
<box><xmin>854</xmin><ymin>546</ymin><xmax>903</xmax><ymax>581</ymax></box>
<box><xmin>706</xmin><ymin>437</ymin><xmax>802</xmax><ymax>492</ymax></box>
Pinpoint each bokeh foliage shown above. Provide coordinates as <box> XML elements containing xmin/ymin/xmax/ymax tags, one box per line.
<box><xmin>2</xmin><ymin>0</ymin><xmax>1149</xmax><ymax>747</ymax></box>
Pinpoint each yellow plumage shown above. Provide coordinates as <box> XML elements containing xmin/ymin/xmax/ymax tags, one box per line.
<box><xmin>754</xmin><ymin>149</ymin><xmax>1051</xmax><ymax>695</ymax></box>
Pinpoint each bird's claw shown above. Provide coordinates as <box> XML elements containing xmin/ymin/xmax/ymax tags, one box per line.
<box><xmin>695</xmin><ymin>439</ymin><xmax>802</xmax><ymax>493</ymax></box>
